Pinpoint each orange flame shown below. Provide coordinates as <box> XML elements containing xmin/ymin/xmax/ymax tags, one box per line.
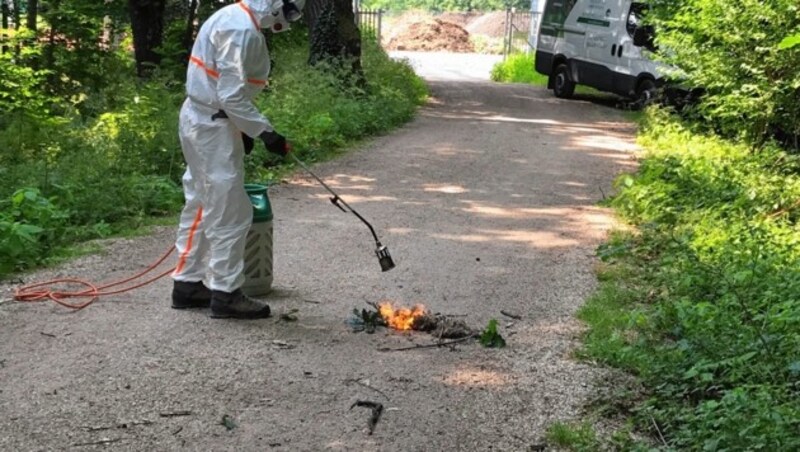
<box><xmin>378</xmin><ymin>302</ymin><xmax>427</xmax><ymax>331</ymax></box>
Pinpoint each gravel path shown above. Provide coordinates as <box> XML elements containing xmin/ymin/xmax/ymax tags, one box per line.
<box><xmin>0</xmin><ymin>53</ymin><xmax>637</xmax><ymax>451</ymax></box>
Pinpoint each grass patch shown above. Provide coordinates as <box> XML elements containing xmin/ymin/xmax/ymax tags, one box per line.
<box><xmin>546</xmin><ymin>422</ymin><xmax>600</xmax><ymax>451</ymax></box>
<box><xmin>572</xmin><ymin>108</ymin><xmax>800</xmax><ymax>449</ymax></box>
<box><xmin>490</xmin><ymin>53</ymin><xmax>548</xmax><ymax>85</ymax></box>
<box><xmin>490</xmin><ymin>53</ymin><xmax>603</xmax><ymax>98</ymax></box>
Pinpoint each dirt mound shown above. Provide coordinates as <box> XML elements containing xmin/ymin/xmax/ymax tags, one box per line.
<box><xmin>385</xmin><ymin>18</ymin><xmax>474</xmax><ymax>53</ymax></box>
<box><xmin>465</xmin><ymin>11</ymin><xmax>508</xmax><ymax>38</ymax></box>
<box><xmin>436</xmin><ymin>12</ymin><xmax>482</xmax><ymax>28</ymax></box>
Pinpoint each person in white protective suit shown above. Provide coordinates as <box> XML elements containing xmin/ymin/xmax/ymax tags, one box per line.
<box><xmin>171</xmin><ymin>0</ymin><xmax>305</xmax><ymax>319</ymax></box>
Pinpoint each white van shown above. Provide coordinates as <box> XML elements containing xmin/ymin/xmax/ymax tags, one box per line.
<box><xmin>535</xmin><ymin>0</ymin><xmax>664</xmax><ymax>102</ymax></box>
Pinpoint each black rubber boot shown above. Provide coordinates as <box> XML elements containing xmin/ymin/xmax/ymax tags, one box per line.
<box><xmin>210</xmin><ymin>289</ymin><xmax>271</xmax><ymax>319</ymax></box>
<box><xmin>172</xmin><ymin>280</ymin><xmax>212</xmax><ymax>309</ymax></box>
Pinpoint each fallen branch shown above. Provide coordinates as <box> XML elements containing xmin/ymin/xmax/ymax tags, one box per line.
<box><xmin>72</xmin><ymin>438</ymin><xmax>123</xmax><ymax>447</ymax></box>
<box><xmin>768</xmin><ymin>198</ymin><xmax>800</xmax><ymax>218</ymax></box>
<box><xmin>350</xmin><ymin>400</ymin><xmax>383</xmax><ymax>435</ymax></box>
<box><xmin>500</xmin><ymin>310</ymin><xmax>522</xmax><ymax>320</ymax></box>
<box><xmin>82</xmin><ymin>420</ymin><xmax>153</xmax><ymax>432</ymax></box>
<box><xmin>159</xmin><ymin>410</ymin><xmax>192</xmax><ymax>418</ymax></box>
<box><xmin>377</xmin><ymin>334</ymin><xmax>478</xmax><ymax>352</ymax></box>
<box><xmin>650</xmin><ymin>415</ymin><xmax>668</xmax><ymax>447</ymax></box>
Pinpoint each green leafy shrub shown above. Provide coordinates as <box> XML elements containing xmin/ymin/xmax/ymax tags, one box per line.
<box><xmin>490</xmin><ymin>53</ymin><xmax>548</xmax><ymax>85</ymax></box>
<box><xmin>649</xmin><ymin>0</ymin><xmax>800</xmax><ymax>148</ymax></box>
<box><xmin>0</xmin><ymin>189</ymin><xmax>69</xmax><ymax>273</ymax></box>
<box><xmin>257</xmin><ymin>34</ymin><xmax>426</xmax><ymax>158</ymax></box>
<box><xmin>579</xmin><ymin>109</ymin><xmax>800</xmax><ymax>449</ymax></box>
<box><xmin>0</xmin><ymin>30</ymin><xmax>425</xmax><ymax>278</ymax></box>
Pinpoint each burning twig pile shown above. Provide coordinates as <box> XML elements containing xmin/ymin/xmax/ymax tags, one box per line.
<box><xmin>351</xmin><ymin>301</ymin><xmax>475</xmax><ymax>339</ymax></box>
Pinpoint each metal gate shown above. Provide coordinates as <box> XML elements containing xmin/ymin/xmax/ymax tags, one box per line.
<box><xmin>502</xmin><ymin>6</ymin><xmax>543</xmax><ymax>58</ymax></box>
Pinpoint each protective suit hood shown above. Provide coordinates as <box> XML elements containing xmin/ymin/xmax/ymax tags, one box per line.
<box><xmin>242</xmin><ymin>0</ymin><xmax>283</xmax><ymax>23</ymax></box>
<box><xmin>243</xmin><ymin>0</ymin><xmax>304</xmax><ymax>32</ymax></box>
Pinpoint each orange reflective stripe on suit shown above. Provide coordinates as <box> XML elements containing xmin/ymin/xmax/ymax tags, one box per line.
<box><xmin>174</xmin><ymin>206</ymin><xmax>203</xmax><ymax>276</ymax></box>
<box><xmin>189</xmin><ymin>56</ymin><xmax>267</xmax><ymax>86</ymax></box>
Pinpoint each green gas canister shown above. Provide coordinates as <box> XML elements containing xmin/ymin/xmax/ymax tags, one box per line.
<box><xmin>242</xmin><ymin>184</ymin><xmax>273</xmax><ymax>296</ymax></box>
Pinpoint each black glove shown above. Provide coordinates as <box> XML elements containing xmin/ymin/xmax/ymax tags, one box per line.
<box><xmin>260</xmin><ymin>130</ymin><xmax>290</xmax><ymax>157</ymax></box>
<box><xmin>211</xmin><ymin>110</ymin><xmax>228</xmax><ymax>121</ymax></box>
<box><xmin>242</xmin><ymin>133</ymin><xmax>255</xmax><ymax>155</ymax></box>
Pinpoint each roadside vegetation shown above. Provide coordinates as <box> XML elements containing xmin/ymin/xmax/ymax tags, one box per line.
<box><xmin>0</xmin><ymin>8</ymin><xmax>426</xmax><ymax>278</ymax></box>
<box><xmin>489</xmin><ymin>54</ymin><xmax>547</xmax><ymax>85</ymax></box>
<box><xmin>490</xmin><ymin>54</ymin><xmax>599</xmax><ymax>96</ymax></box>
<box><xmin>489</xmin><ymin>0</ymin><xmax>799</xmax><ymax>449</ymax></box>
<box><xmin>579</xmin><ymin>111</ymin><xmax>800</xmax><ymax>450</ymax></box>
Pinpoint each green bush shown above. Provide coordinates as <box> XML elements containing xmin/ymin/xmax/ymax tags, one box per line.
<box><xmin>0</xmin><ymin>32</ymin><xmax>426</xmax><ymax>277</ymax></box>
<box><xmin>490</xmin><ymin>53</ymin><xmax>548</xmax><ymax>85</ymax></box>
<box><xmin>0</xmin><ymin>189</ymin><xmax>70</xmax><ymax>274</ymax></box>
<box><xmin>649</xmin><ymin>0</ymin><xmax>800</xmax><ymax>148</ymax></box>
<box><xmin>579</xmin><ymin>109</ymin><xmax>800</xmax><ymax>449</ymax></box>
<box><xmin>257</xmin><ymin>33</ymin><xmax>426</xmax><ymax>156</ymax></box>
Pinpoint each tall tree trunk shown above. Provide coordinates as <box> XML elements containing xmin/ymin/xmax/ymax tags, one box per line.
<box><xmin>1</xmin><ymin>1</ymin><xmax>8</xmax><ymax>54</ymax></box>
<box><xmin>25</xmin><ymin>0</ymin><xmax>35</xmax><ymax>30</ymax></box>
<box><xmin>128</xmin><ymin>0</ymin><xmax>166</xmax><ymax>77</ymax></box>
<box><xmin>11</xmin><ymin>0</ymin><xmax>19</xmax><ymax>56</ymax></box>
<box><xmin>10</xmin><ymin>0</ymin><xmax>17</xmax><ymax>27</ymax></box>
<box><xmin>183</xmin><ymin>0</ymin><xmax>198</xmax><ymax>61</ymax></box>
<box><xmin>305</xmin><ymin>0</ymin><xmax>364</xmax><ymax>85</ymax></box>
<box><xmin>43</xmin><ymin>0</ymin><xmax>58</xmax><ymax>72</ymax></box>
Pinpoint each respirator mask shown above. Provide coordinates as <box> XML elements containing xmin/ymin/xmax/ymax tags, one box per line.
<box><xmin>263</xmin><ymin>0</ymin><xmax>305</xmax><ymax>33</ymax></box>
<box><xmin>282</xmin><ymin>0</ymin><xmax>303</xmax><ymax>22</ymax></box>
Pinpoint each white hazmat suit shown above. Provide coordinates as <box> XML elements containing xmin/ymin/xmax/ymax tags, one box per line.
<box><xmin>173</xmin><ymin>0</ymin><xmax>296</xmax><ymax>293</ymax></box>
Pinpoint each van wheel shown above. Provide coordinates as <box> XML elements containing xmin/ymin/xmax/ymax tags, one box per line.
<box><xmin>635</xmin><ymin>79</ymin><xmax>657</xmax><ymax>108</ymax></box>
<box><xmin>552</xmin><ymin>64</ymin><xmax>575</xmax><ymax>99</ymax></box>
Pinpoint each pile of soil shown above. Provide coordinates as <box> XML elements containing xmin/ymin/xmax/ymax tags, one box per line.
<box><xmin>385</xmin><ymin>18</ymin><xmax>475</xmax><ymax>53</ymax></box>
<box><xmin>465</xmin><ymin>11</ymin><xmax>508</xmax><ymax>38</ymax></box>
<box><xmin>436</xmin><ymin>12</ymin><xmax>482</xmax><ymax>28</ymax></box>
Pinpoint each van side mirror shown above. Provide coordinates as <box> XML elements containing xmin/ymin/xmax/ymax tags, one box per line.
<box><xmin>633</xmin><ymin>26</ymin><xmax>655</xmax><ymax>48</ymax></box>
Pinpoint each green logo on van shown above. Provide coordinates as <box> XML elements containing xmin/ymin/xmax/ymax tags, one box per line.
<box><xmin>577</xmin><ymin>17</ymin><xmax>611</xmax><ymax>27</ymax></box>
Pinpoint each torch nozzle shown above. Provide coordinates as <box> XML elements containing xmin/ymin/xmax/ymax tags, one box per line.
<box><xmin>376</xmin><ymin>245</ymin><xmax>395</xmax><ymax>272</ymax></box>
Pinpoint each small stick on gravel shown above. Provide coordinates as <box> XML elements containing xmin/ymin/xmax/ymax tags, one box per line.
<box><xmin>40</xmin><ymin>332</ymin><xmax>56</xmax><ymax>338</ymax></box>
<box><xmin>72</xmin><ymin>438</ymin><xmax>123</xmax><ymax>447</ymax></box>
<box><xmin>500</xmin><ymin>310</ymin><xmax>522</xmax><ymax>320</ymax></box>
<box><xmin>377</xmin><ymin>334</ymin><xmax>478</xmax><ymax>352</ymax></box>
<box><xmin>350</xmin><ymin>400</ymin><xmax>383</xmax><ymax>435</ymax></box>
<box><xmin>303</xmin><ymin>299</ymin><xmax>321</xmax><ymax>304</ymax></box>
<box><xmin>345</xmin><ymin>379</ymin><xmax>390</xmax><ymax>401</ymax></box>
<box><xmin>159</xmin><ymin>410</ymin><xmax>192</xmax><ymax>418</ymax></box>
<box><xmin>82</xmin><ymin>420</ymin><xmax>153</xmax><ymax>431</ymax></box>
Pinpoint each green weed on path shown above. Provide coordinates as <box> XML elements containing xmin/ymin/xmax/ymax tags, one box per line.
<box><xmin>490</xmin><ymin>54</ymin><xmax>548</xmax><ymax>86</ymax></box>
<box><xmin>490</xmin><ymin>53</ymin><xmax>601</xmax><ymax>97</ymax></box>
<box><xmin>574</xmin><ymin>109</ymin><xmax>800</xmax><ymax>450</ymax></box>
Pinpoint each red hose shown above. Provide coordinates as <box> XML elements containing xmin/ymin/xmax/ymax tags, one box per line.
<box><xmin>13</xmin><ymin>246</ymin><xmax>176</xmax><ymax>310</ymax></box>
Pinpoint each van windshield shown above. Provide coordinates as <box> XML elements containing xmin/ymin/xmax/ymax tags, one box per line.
<box><xmin>626</xmin><ymin>3</ymin><xmax>649</xmax><ymax>37</ymax></box>
<box><xmin>628</xmin><ymin>2</ymin><xmax>657</xmax><ymax>51</ymax></box>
